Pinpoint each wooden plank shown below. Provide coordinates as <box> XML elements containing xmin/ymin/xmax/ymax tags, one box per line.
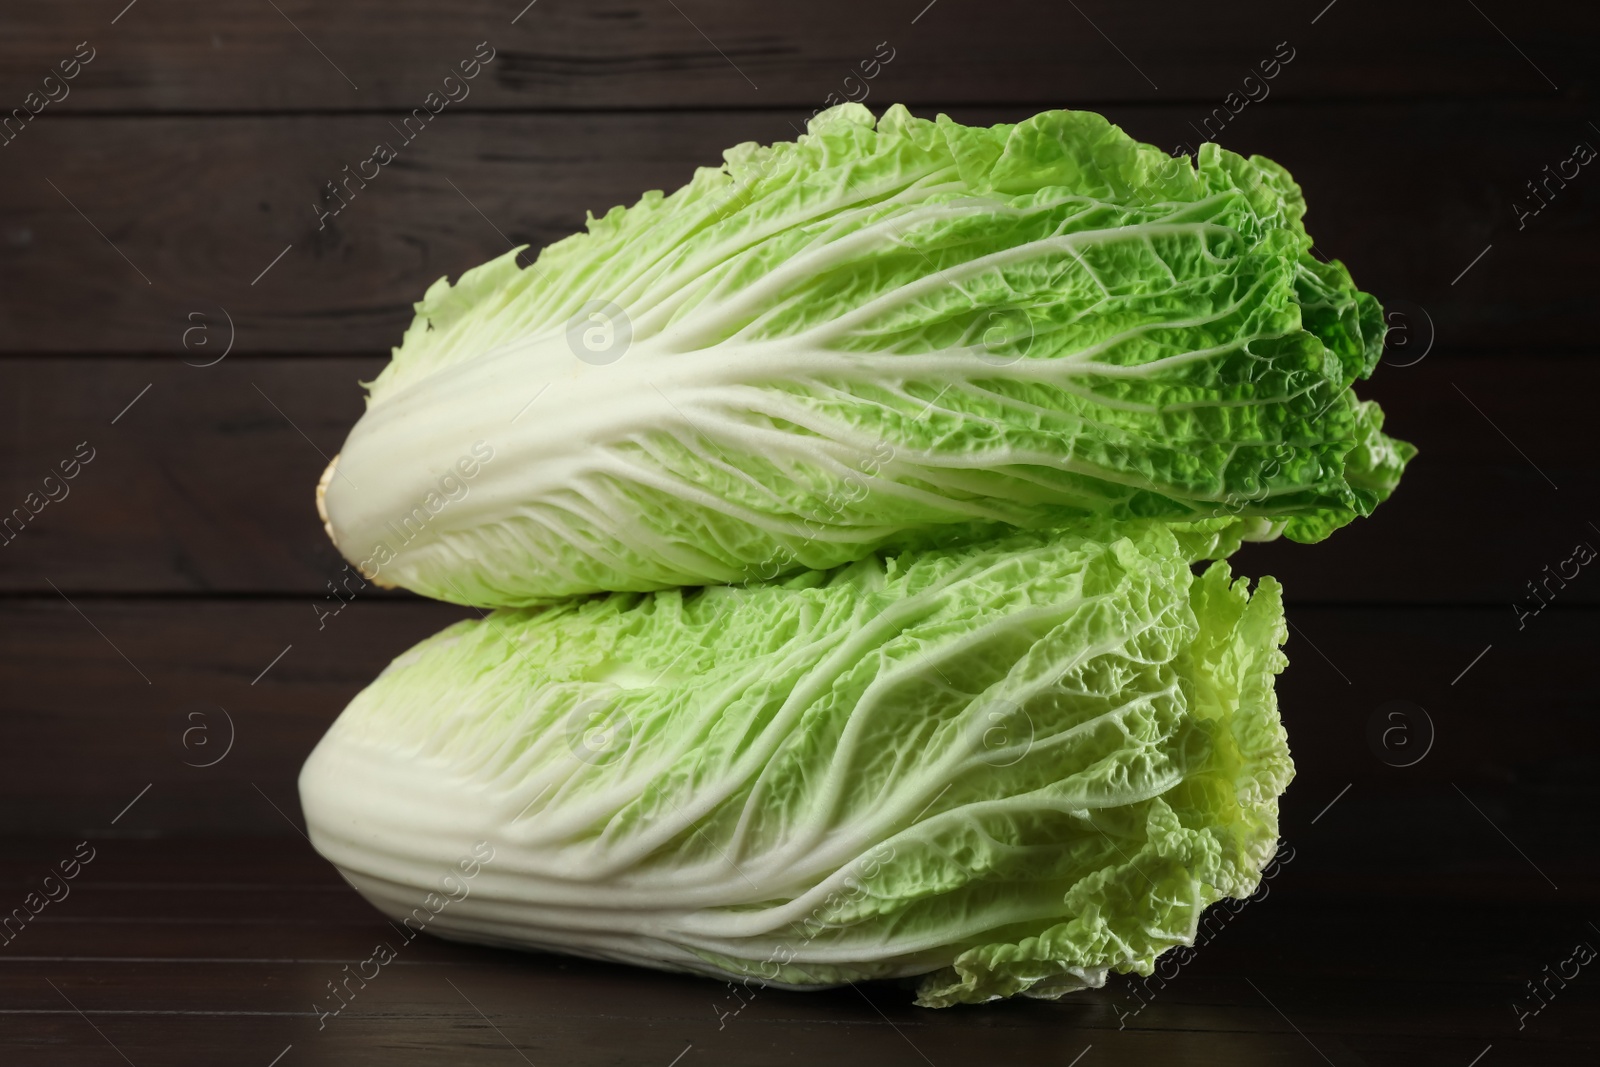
<box><xmin>0</xmin><ymin>357</ymin><xmax>372</xmax><ymax>596</ymax></box>
<box><xmin>0</xmin><ymin>353</ymin><xmax>1590</xmax><ymax>605</ymax></box>
<box><xmin>0</xmin><ymin>1011</ymin><xmax>1427</xmax><ymax>1067</ymax></box>
<box><xmin>2</xmin><ymin>839</ymin><xmax>1594</xmax><ymax>1062</ymax></box>
<box><xmin>0</xmin><ymin>962</ymin><xmax>1573</xmax><ymax>1040</ymax></box>
<box><xmin>0</xmin><ymin>597</ymin><xmax>468</xmax><ymax>836</ymax></box>
<box><xmin>0</xmin><ymin>835</ymin><xmax>331</xmax><ymax>887</ymax></box>
<box><xmin>1</xmin><ymin>597</ymin><xmax>1596</xmax><ymax>855</ymax></box>
<box><xmin>5</xmin><ymin>891</ymin><xmax>1590</xmax><ymax>986</ymax></box>
<box><xmin>1</xmin><ymin>0</ymin><xmax>1591</xmax><ymax>114</ymax></box>
<box><xmin>0</xmin><ymin>884</ymin><xmax>370</xmax><ymax>924</ymax></box>
<box><xmin>0</xmin><ymin>103</ymin><xmax>1593</xmax><ymax>354</ymax></box>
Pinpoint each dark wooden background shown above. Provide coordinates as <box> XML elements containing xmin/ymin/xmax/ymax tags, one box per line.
<box><xmin>2</xmin><ymin>2</ymin><xmax>1597</xmax><ymax>1063</ymax></box>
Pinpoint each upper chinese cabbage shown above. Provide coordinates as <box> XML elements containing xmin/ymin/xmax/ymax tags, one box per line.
<box><xmin>318</xmin><ymin>102</ymin><xmax>1411</xmax><ymax>607</ymax></box>
<box><xmin>298</xmin><ymin>521</ymin><xmax>1291</xmax><ymax>1006</ymax></box>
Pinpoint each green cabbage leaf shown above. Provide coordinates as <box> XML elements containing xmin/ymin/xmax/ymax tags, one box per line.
<box><xmin>319</xmin><ymin>103</ymin><xmax>1411</xmax><ymax>606</ymax></box>
<box><xmin>298</xmin><ymin>521</ymin><xmax>1292</xmax><ymax>1005</ymax></box>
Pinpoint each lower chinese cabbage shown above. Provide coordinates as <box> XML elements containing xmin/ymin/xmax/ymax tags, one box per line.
<box><xmin>299</xmin><ymin>521</ymin><xmax>1292</xmax><ymax>1005</ymax></box>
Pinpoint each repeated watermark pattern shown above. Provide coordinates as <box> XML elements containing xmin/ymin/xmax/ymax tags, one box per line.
<box><xmin>352</xmin><ymin>441</ymin><xmax>496</xmax><ymax>582</ymax></box>
<box><xmin>1512</xmin><ymin>130</ymin><xmax>1596</xmax><ymax>230</ymax></box>
<box><xmin>566</xmin><ymin>300</ymin><xmax>632</xmax><ymax>365</ymax></box>
<box><xmin>181</xmin><ymin>305</ymin><xmax>235</xmax><ymax>367</ymax></box>
<box><xmin>1366</xmin><ymin>700</ymin><xmax>1435</xmax><ymax>768</ymax></box>
<box><xmin>1379</xmin><ymin>298</ymin><xmax>1434</xmax><ymax>368</ymax></box>
<box><xmin>1</xmin><ymin>41</ymin><xmax>96</xmax><ymax>148</ymax></box>
<box><xmin>713</xmin><ymin>35</ymin><xmax>901</xmax><ymax>223</ymax></box>
<box><xmin>1177</xmin><ymin>41</ymin><xmax>1297</xmax><ymax>150</ymax></box>
<box><xmin>0</xmin><ymin>441</ymin><xmax>96</xmax><ymax>549</ymax></box>
<box><xmin>0</xmin><ymin>842</ymin><xmax>96</xmax><ymax>949</ymax></box>
<box><xmin>313</xmin><ymin>841</ymin><xmax>496</xmax><ymax>1029</ymax></box>
<box><xmin>706</xmin><ymin>695</ymin><xmax>1047</xmax><ymax>1032</ymax></box>
<box><xmin>315</xmin><ymin>42</ymin><xmax>498</xmax><ymax>229</ymax></box>
<box><xmin>312</xmin><ymin>563</ymin><xmax>372</xmax><ymax>631</ymax></box>
<box><xmin>712</xmin><ymin>842</ymin><xmax>898</xmax><ymax>1029</ymax></box>
<box><xmin>737</xmin><ymin>440</ymin><xmax>897</xmax><ymax>584</ymax></box>
<box><xmin>1108</xmin><ymin>843</ymin><xmax>1296</xmax><ymax>1029</ymax></box>
<box><xmin>1512</xmin><ymin>528</ymin><xmax>1595</xmax><ymax>631</ymax></box>
<box><xmin>1512</xmin><ymin>931</ymin><xmax>1595</xmax><ymax>1031</ymax></box>
<box><xmin>808</xmin><ymin>41</ymin><xmax>897</xmax><ymax>121</ymax></box>
<box><xmin>180</xmin><ymin>705</ymin><xmax>237</xmax><ymax>768</ymax></box>
<box><xmin>564</xmin><ymin>697</ymin><xmax>635</xmax><ymax>766</ymax></box>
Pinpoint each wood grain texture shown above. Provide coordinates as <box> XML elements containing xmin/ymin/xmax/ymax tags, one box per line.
<box><xmin>0</xmin><ymin>839</ymin><xmax>1595</xmax><ymax>1066</ymax></box>
<box><xmin>0</xmin><ymin>597</ymin><xmax>466</xmax><ymax>836</ymax></box>
<box><xmin>1</xmin><ymin>0</ymin><xmax>1592</xmax><ymax>114</ymax></box>
<box><xmin>0</xmin><ymin>102</ymin><xmax>1594</xmax><ymax>353</ymax></box>
<box><xmin>1</xmin><ymin>353</ymin><xmax>1589</xmax><ymax>604</ymax></box>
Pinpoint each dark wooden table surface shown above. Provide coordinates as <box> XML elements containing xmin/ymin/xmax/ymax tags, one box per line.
<box><xmin>3</xmin><ymin>1</ymin><xmax>1598</xmax><ymax>1063</ymax></box>
<box><xmin>3</xmin><ymin>838</ymin><xmax>1597</xmax><ymax>1065</ymax></box>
